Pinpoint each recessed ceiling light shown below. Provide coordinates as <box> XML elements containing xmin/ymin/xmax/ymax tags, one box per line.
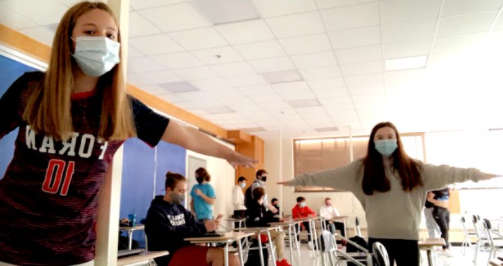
<box><xmin>262</xmin><ymin>70</ymin><xmax>304</xmax><ymax>84</ymax></box>
<box><xmin>314</xmin><ymin>127</ymin><xmax>339</xmax><ymax>132</ymax></box>
<box><xmin>159</xmin><ymin>82</ymin><xmax>200</xmax><ymax>93</ymax></box>
<box><xmin>205</xmin><ymin>106</ymin><xmax>235</xmax><ymax>115</ymax></box>
<box><xmin>385</xmin><ymin>56</ymin><xmax>428</xmax><ymax>72</ymax></box>
<box><xmin>190</xmin><ymin>0</ymin><xmax>260</xmax><ymax>25</ymax></box>
<box><xmin>288</xmin><ymin>99</ymin><xmax>321</xmax><ymax>108</ymax></box>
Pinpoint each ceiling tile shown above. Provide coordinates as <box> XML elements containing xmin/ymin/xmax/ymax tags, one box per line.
<box><xmin>380</xmin><ymin>0</ymin><xmax>442</xmax><ymax>24</ymax></box>
<box><xmin>191</xmin><ymin>46</ymin><xmax>244</xmax><ymax>65</ymax></box>
<box><xmin>128</xmin><ymin>12</ymin><xmax>162</xmax><ymax>37</ymax></box>
<box><xmin>282</xmin><ymin>91</ymin><xmax>317</xmax><ymax>101</ymax></box>
<box><xmin>249</xmin><ymin>57</ymin><xmax>295</xmax><ymax>73</ymax></box>
<box><xmin>128</xmin><ymin>57</ymin><xmax>168</xmax><ymax>73</ymax></box>
<box><xmin>329</xmin><ymin>26</ymin><xmax>381</xmax><ymax>49</ymax></box>
<box><xmin>5</xmin><ymin>0</ymin><xmax>68</xmax><ymax>25</ymax></box>
<box><xmin>139</xmin><ymin>84</ymin><xmax>172</xmax><ymax>95</ymax></box>
<box><xmin>127</xmin><ymin>46</ymin><xmax>145</xmax><ymax>58</ymax></box>
<box><xmin>160</xmin><ymin>81</ymin><xmax>201</xmax><ymax>93</ymax></box>
<box><xmin>262</xmin><ymin>69</ymin><xmax>304</xmax><ymax>84</ymax></box>
<box><xmin>316</xmin><ymin>0</ymin><xmax>376</xmax><ymax>9</ymax></box>
<box><xmin>19</xmin><ymin>27</ymin><xmax>55</xmax><ymax>46</ymax></box>
<box><xmin>437</xmin><ymin>12</ymin><xmax>497</xmax><ymax>37</ymax></box>
<box><xmin>278</xmin><ymin>34</ymin><xmax>332</xmax><ymax>55</ymax></box>
<box><xmin>273</xmin><ymin>81</ymin><xmax>311</xmax><ymax>94</ymax></box>
<box><xmin>238</xmin><ymin>85</ymin><xmax>275</xmax><ymax>96</ymax></box>
<box><xmin>300</xmin><ymin>66</ymin><xmax>343</xmax><ymax>80</ymax></box>
<box><xmin>234</xmin><ymin>40</ymin><xmax>286</xmax><ymax>60</ymax></box>
<box><xmin>441</xmin><ymin>0</ymin><xmax>503</xmax><ymax>17</ymax></box>
<box><xmin>382</xmin><ymin>39</ymin><xmax>432</xmax><ymax>59</ymax></box>
<box><xmin>266</xmin><ymin>12</ymin><xmax>325</xmax><ymax>39</ymax></box>
<box><xmin>189</xmin><ymin>78</ymin><xmax>233</xmax><ymax>91</ymax></box>
<box><xmin>152</xmin><ymin>52</ymin><xmax>203</xmax><ymax>69</ymax></box>
<box><xmin>251</xmin><ymin>0</ymin><xmax>317</xmax><ymax>18</ymax></box>
<box><xmin>129</xmin><ymin>34</ymin><xmax>184</xmax><ymax>55</ymax></box>
<box><xmin>345</xmin><ymin>73</ymin><xmax>384</xmax><ymax>88</ymax></box>
<box><xmin>210</xmin><ymin>62</ymin><xmax>256</xmax><ymax>76</ymax></box>
<box><xmin>0</xmin><ymin>7</ymin><xmax>37</xmax><ymax>30</ymax></box>
<box><xmin>225</xmin><ymin>74</ymin><xmax>268</xmax><ymax>87</ymax></box>
<box><xmin>128</xmin><ymin>70</ymin><xmax>182</xmax><ymax>85</ymax></box>
<box><xmin>291</xmin><ymin>52</ymin><xmax>337</xmax><ymax>69</ymax></box>
<box><xmin>335</xmin><ymin>45</ymin><xmax>382</xmax><ymax>64</ymax></box>
<box><xmin>308</xmin><ymin>78</ymin><xmax>346</xmax><ymax>90</ymax></box>
<box><xmin>130</xmin><ymin>0</ymin><xmax>186</xmax><ymax>10</ymax></box>
<box><xmin>159</xmin><ymin>93</ymin><xmax>184</xmax><ymax>103</ymax></box>
<box><xmin>191</xmin><ymin>0</ymin><xmax>259</xmax><ymax>25</ymax></box>
<box><xmin>172</xmin><ymin>66</ymin><xmax>218</xmax><ymax>80</ymax></box>
<box><xmin>169</xmin><ymin>27</ymin><xmax>228</xmax><ymax>50</ymax></box>
<box><xmin>215</xmin><ymin>19</ymin><xmax>275</xmax><ymax>45</ymax></box>
<box><xmin>139</xmin><ymin>3</ymin><xmax>210</xmax><ymax>32</ymax></box>
<box><xmin>320</xmin><ymin>3</ymin><xmax>379</xmax><ymax>32</ymax></box>
<box><xmin>382</xmin><ymin>19</ymin><xmax>437</xmax><ymax>43</ymax></box>
<box><xmin>340</xmin><ymin>61</ymin><xmax>383</xmax><ymax>76</ymax></box>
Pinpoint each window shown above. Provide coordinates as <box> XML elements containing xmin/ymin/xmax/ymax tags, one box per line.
<box><xmin>293</xmin><ymin>134</ymin><xmax>425</xmax><ymax>192</ymax></box>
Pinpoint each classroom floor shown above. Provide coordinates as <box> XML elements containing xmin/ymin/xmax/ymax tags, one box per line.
<box><xmin>269</xmin><ymin>243</ymin><xmax>501</xmax><ymax>266</ymax></box>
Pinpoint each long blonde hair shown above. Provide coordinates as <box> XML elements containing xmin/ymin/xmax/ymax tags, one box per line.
<box><xmin>23</xmin><ymin>1</ymin><xmax>136</xmax><ymax>141</ymax></box>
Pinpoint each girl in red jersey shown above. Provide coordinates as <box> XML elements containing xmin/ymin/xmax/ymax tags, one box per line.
<box><xmin>0</xmin><ymin>2</ymin><xmax>255</xmax><ymax>265</ymax></box>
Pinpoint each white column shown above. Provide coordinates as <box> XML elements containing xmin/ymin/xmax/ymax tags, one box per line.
<box><xmin>95</xmin><ymin>1</ymin><xmax>130</xmax><ymax>265</ymax></box>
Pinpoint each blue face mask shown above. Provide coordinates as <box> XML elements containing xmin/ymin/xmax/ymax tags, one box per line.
<box><xmin>299</xmin><ymin>202</ymin><xmax>306</xmax><ymax>208</ymax></box>
<box><xmin>240</xmin><ymin>182</ymin><xmax>246</xmax><ymax>188</ymax></box>
<box><xmin>71</xmin><ymin>36</ymin><xmax>120</xmax><ymax>77</ymax></box>
<box><xmin>374</xmin><ymin>139</ymin><xmax>398</xmax><ymax>157</ymax></box>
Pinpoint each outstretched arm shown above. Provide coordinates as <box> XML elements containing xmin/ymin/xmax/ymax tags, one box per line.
<box><xmin>162</xmin><ymin>122</ymin><xmax>256</xmax><ymax>168</ymax></box>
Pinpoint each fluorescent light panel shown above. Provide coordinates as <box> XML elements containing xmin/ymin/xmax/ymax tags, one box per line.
<box><xmin>385</xmin><ymin>56</ymin><xmax>427</xmax><ymax>72</ymax></box>
<box><xmin>159</xmin><ymin>82</ymin><xmax>200</xmax><ymax>93</ymax></box>
<box><xmin>262</xmin><ymin>70</ymin><xmax>304</xmax><ymax>84</ymax></box>
<box><xmin>315</xmin><ymin>127</ymin><xmax>339</xmax><ymax>132</ymax></box>
<box><xmin>191</xmin><ymin>0</ymin><xmax>260</xmax><ymax>25</ymax></box>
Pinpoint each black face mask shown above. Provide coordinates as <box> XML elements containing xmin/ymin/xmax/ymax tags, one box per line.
<box><xmin>261</xmin><ymin>176</ymin><xmax>267</xmax><ymax>182</ymax></box>
<box><xmin>196</xmin><ymin>177</ymin><xmax>204</xmax><ymax>184</ymax></box>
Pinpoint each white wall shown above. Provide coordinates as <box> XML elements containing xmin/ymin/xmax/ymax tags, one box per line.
<box><xmin>186</xmin><ymin>138</ymin><xmax>236</xmax><ymax>220</ymax></box>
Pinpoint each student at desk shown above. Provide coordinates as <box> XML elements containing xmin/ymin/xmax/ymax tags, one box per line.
<box><xmin>145</xmin><ymin>172</ymin><xmax>239</xmax><ymax>266</ymax></box>
<box><xmin>292</xmin><ymin>197</ymin><xmax>316</xmax><ymax>249</ymax></box>
<box><xmin>246</xmin><ymin>187</ymin><xmax>291</xmax><ymax>266</ymax></box>
<box><xmin>320</xmin><ymin>197</ymin><xmax>346</xmax><ymax>239</ymax></box>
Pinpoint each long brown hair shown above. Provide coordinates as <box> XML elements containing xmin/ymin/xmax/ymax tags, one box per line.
<box><xmin>23</xmin><ymin>1</ymin><xmax>135</xmax><ymax>141</ymax></box>
<box><xmin>361</xmin><ymin>122</ymin><xmax>422</xmax><ymax>195</ymax></box>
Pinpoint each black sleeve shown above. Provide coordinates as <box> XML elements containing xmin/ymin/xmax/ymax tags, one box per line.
<box><xmin>246</xmin><ymin>204</ymin><xmax>268</xmax><ymax>227</ymax></box>
<box><xmin>183</xmin><ymin>207</ymin><xmax>207</xmax><ymax>235</ymax></box>
<box><xmin>0</xmin><ymin>72</ymin><xmax>40</xmax><ymax>139</ymax></box>
<box><xmin>131</xmin><ymin>97</ymin><xmax>170</xmax><ymax>147</ymax></box>
<box><xmin>146</xmin><ymin>206</ymin><xmax>206</xmax><ymax>241</ymax></box>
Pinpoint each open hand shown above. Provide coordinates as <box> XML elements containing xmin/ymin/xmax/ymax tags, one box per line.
<box><xmin>204</xmin><ymin>220</ymin><xmax>219</xmax><ymax>232</ymax></box>
<box><xmin>227</xmin><ymin>151</ymin><xmax>257</xmax><ymax>168</ymax></box>
<box><xmin>277</xmin><ymin>181</ymin><xmax>292</xmax><ymax>186</ymax></box>
<box><xmin>195</xmin><ymin>189</ymin><xmax>203</xmax><ymax>196</ymax></box>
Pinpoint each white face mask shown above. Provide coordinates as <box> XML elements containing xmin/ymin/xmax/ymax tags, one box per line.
<box><xmin>72</xmin><ymin>36</ymin><xmax>120</xmax><ymax>77</ymax></box>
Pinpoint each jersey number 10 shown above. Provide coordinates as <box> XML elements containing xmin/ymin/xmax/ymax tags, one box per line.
<box><xmin>42</xmin><ymin>159</ymin><xmax>75</xmax><ymax>196</ymax></box>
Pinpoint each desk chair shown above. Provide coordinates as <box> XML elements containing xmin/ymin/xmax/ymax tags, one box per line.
<box><xmin>461</xmin><ymin>216</ymin><xmax>476</xmax><ymax>255</ymax></box>
<box><xmin>330</xmin><ymin>233</ymin><xmax>372</xmax><ymax>266</ymax></box>
<box><xmin>483</xmin><ymin>219</ymin><xmax>503</xmax><ymax>265</ymax></box>
<box><xmin>372</xmin><ymin>242</ymin><xmax>390</xmax><ymax>266</ymax></box>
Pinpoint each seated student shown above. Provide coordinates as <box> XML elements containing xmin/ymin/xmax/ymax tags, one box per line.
<box><xmin>246</xmin><ymin>187</ymin><xmax>291</xmax><ymax>266</ymax></box>
<box><xmin>292</xmin><ymin>196</ymin><xmax>316</xmax><ymax>249</ymax></box>
<box><xmin>268</xmin><ymin>198</ymin><xmax>280</xmax><ymax>217</ymax></box>
<box><xmin>319</xmin><ymin>197</ymin><xmax>346</xmax><ymax>238</ymax></box>
<box><xmin>145</xmin><ymin>172</ymin><xmax>239</xmax><ymax>266</ymax></box>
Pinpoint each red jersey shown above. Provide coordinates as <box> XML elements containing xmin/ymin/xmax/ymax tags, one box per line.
<box><xmin>292</xmin><ymin>204</ymin><xmax>316</xmax><ymax>219</ymax></box>
<box><xmin>0</xmin><ymin>72</ymin><xmax>169</xmax><ymax>265</ymax></box>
